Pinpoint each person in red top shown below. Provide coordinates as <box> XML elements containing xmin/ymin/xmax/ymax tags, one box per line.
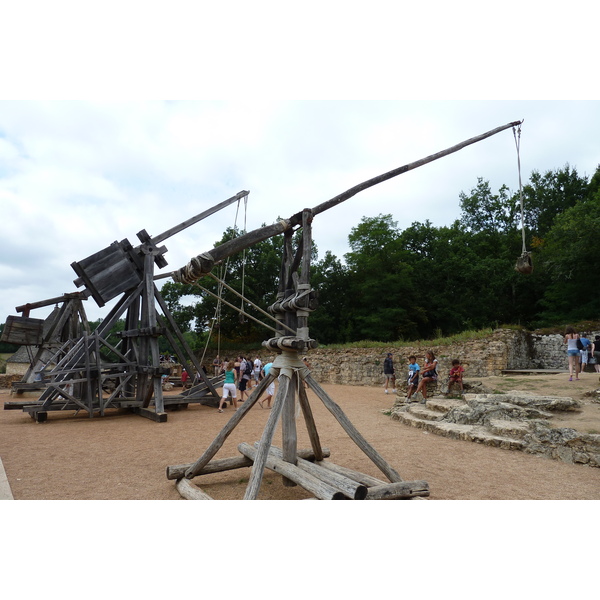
<box><xmin>448</xmin><ymin>359</ymin><xmax>465</xmax><ymax>395</ymax></box>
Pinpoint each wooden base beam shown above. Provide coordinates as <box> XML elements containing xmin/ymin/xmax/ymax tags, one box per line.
<box><xmin>366</xmin><ymin>481</ymin><xmax>430</xmax><ymax>500</ymax></box>
<box><xmin>131</xmin><ymin>407</ymin><xmax>168</xmax><ymax>422</ymax></box>
<box><xmin>167</xmin><ymin>447</ymin><xmax>331</xmax><ymax>481</ymax></box>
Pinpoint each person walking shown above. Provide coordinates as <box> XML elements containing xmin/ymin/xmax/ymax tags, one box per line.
<box><xmin>258</xmin><ymin>360</ymin><xmax>275</xmax><ymax>408</ymax></box>
<box><xmin>218</xmin><ymin>359</ymin><xmax>238</xmax><ymax>413</ymax></box>
<box><xmin>212</xmin><ymin>355</ymin><xmax>221</xmax><ymax>377</ymax></box>
<box><xmin>383</xmin><ymin>353</ymin><xmax>396</xmax><ymax>394</ymax></box>
<box><xmin>564</xmin><ymin>326</ymin><xmax>581</xmax><ymax>381</ymax></box>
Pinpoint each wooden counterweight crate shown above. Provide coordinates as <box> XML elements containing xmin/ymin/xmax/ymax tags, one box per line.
<box><xmin>0</xmin><ymin>315</ymin><xmax>44</xmax><ymax>345</ymax></box>
<box><xmin>71</xmin><ymin>240</ymin><xmax>142</xmax><ymax>307</ymax></box>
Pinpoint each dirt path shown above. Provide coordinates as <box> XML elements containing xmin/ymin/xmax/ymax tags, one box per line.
<box><xmin>1</xmin><ymin>373</ymin><xmax>600</xmax><ymax>500</ymax></box>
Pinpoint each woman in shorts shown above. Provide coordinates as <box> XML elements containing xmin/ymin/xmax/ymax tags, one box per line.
<box><xmin>564</xmin><ymin>326</ymin><xmax>581</xmax><ymax>381</ymax></box>
<box><xmin>218</xmin><ymin>359</ymin><xmax>238</xmax><ymax>412</ymax></box>
<box><xmin>415</xmin><ymin>351</ymin><xmax>438</xmax><ymax>403</ymax></box>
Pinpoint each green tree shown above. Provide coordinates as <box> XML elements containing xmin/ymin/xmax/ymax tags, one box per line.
<box><xmin>310</xmin><ymin>251</ymin><xmax>352</xmax><ymax>344</ymax></box>
<box><xmin>344</xmin><ymin>215</ymin><xmax>424</xmax><ymax>341</ymax></box>
<box><xmin>536</xmin><ymin>193</ymin><xmax>600</xmax><ymax>323</ymax></box>
<box><xmin>159</xmin><ymin>225</ymin><xmax>286</xmax><ymax>345</ymax></box>
<box><xmin>522</xmin><ymin>164</ymin><xmax>589</xmax><ymax>240</ymax></box>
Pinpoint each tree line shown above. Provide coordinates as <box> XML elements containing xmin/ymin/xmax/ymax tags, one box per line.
<box><xmin>159</xmin><ymin>163</ymin><xmax>600</xmax><ymax>346</ymax></box>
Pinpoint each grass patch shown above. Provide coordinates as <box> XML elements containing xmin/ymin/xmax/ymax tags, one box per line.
<box><xmin>321</xmin><ymin>328</ymin><xmax>499</xmax><ymax>350</ymax></box>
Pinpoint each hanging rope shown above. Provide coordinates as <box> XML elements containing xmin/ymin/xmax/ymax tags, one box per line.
<box><xmin>199</xmin><ymin>197</ymin><xmax>245</xmax><ymax>364</ymax></box>
<box><xmin>239</xmin><ymin>194</ymin><xmax>248</xmax><ymax>323</ymax></box>
<box><xmin>513</xmin><ymin>122</ymin><xmax>533</xmax><ymax>274</ymax></box>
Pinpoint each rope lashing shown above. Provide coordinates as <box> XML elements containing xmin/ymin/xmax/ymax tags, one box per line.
<box><xmin>172</xmin><ymin>252</ymin><xmax>215</xmax><ymax>284</ymax></box>
<box><xmin>513</xmin><ymin>122</ymin><xmax>533</xmax><ymax>274</ymax></box>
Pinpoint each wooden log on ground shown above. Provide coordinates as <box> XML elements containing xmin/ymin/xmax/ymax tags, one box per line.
<box><xmin>238</xmin><ymin>443</ymin><xmax>348</xmax><ymax>500</ymax></box>
<box><xmin>167</xmin><ymin>455</ymin><xmax>253</xmax><ymax>480</ymax></box>
<box><xmin>305</xmin><ymin>374</ymin><xmax>403</xmax><ymax>483</ymax></box>
<box><xmin>176</xmin><ymin>478</ymin><xmax>214</xmax><ymax>500</ymax></box>
<box><xmin>167</xmin><ymin>447</ymin><xmax>331</xmax><ymax>480</ymax></box>
<box><xmin>315</xmin><ymin>461</ymin><xmax>388</xmax><ymax>488</ymax></box>
<box><xmin>366</xmin><ymin>481</ymin><xmax>430</xmax><ymax>500</ymax></box>
<box><xmin>260</xmin><ymin>445</ymin><xmax>367</xmax><ymax>500</ymax></box>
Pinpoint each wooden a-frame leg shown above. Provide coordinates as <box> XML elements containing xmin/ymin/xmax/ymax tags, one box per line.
<box><xmin>184</xmin><ymin>373</ymin><xmax>275</xmax><ymax>479</ymax></box>
<box><xmin>244</xmin><ymin>375</ymin><xmax>290</xmax><ymax>499</ymax></box>
<box><xmin>281</xmin><ymin>372</ymin><xmax>298</xmax><ymax>487</ymax></box>
<box><xmin>304</xmin><ymin>374</ymin><xmax>403</xmax><ymax>484</ymax></box>
<box><xmin>297</xmin><ymin>373</ymin><xmax>324</xmax><ymax>461</ymax></box>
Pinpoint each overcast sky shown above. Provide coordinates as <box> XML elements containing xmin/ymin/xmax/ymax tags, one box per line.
<box><xmin>1</xmin><ymin>99</ymin><xmax>598</xmax><ymax>323</ymax></box>
<box><xmin>1</xmin><ymin>2</ymin><xmax>598</xmax><ymax>329</ymax></box>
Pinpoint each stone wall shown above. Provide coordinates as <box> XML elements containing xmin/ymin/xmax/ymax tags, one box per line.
<box><xmin>305</xmin><ymin>329</ymin><xmax>529</xmax><ymax>386</ymax></box>
<box><xmin>303</xmin><ymin>329</ymin><xmax>600</xmax><ymax>386</ymax></box>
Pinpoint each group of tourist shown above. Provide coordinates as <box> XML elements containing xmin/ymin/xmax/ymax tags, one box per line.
<box><xmin>213</xmin><ymin>355</ymin><xmax>275</xmax><ymax>413</ymax></box>
<box><xmin>384</xmin><ymin>351</ymin><xmax>465</xmax><ymax>402</ymax></box>
<box><xmin>564</xmin><ymin>326</ymin><xmax>600</xmax><ymax>381</ymax></box>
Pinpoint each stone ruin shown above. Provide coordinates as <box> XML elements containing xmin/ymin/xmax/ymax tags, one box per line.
<box><xmin>390</xmin><ymin>389</ymin><xmax>600</xmax><ymax>468</ymax></box>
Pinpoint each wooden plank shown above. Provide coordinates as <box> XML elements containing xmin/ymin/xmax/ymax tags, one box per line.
<box><xmin>131</xmin><ymin>407</ymin><xmax>168</xmax><ymax>422</ymax></box>
<box><xmin>0</xmin><ymin>316</ymin><xmax>44</xmax><ymax>345</ymax></box>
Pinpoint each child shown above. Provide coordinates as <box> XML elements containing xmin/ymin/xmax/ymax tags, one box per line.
<box><xmin>448</xmin><ymin>359</ymin><xmax>465</xmax><ymax>395</ymax></box>
<box><xmin>406</xmin><ymin>355</ymin><xmax>420</xmax><ymax>401</ymax></box>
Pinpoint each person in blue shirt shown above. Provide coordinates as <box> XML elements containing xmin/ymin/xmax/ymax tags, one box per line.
<box><xmin>406</xmin><ymin>355</ymin><xmax>420</xmax><ymax>401</ymax></box>
<box><xmin>258</xmin><ymin>361</ymin><xmax>275</xmax><ymax>408</ymax></box>
<box><xmin>580</xmin><ymin>332</ymin><xmax>591</xmax><ymax>373</ymax></box>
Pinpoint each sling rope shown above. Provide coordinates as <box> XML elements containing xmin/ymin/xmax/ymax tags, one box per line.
<box><xmin>513</xmin><ymin>122</ymin><xmax>533</xmax><ymax>274</ymax></box>
<box><xmin>192</xmin><ymin>275</ymin><xmax>297</xmax><ymax>336</ymax></box>
<box><xmin>199</xmin><ymin>197</ymin><xmax>247</xmax><ymax>364</ymax></box>
<box><xmin>513</xmin><ymin>123</ymin><xmax>526</xmax><ymax>254</ymax></box>
<box><xmin>239</xmin><ymin>193</ymin><xmax>248</xmax><ymax>322</ymax></box>
<box><xmin>205</xmin><ymin>271</ymin><xmax>297</xmax><ymax>334</ymax></box>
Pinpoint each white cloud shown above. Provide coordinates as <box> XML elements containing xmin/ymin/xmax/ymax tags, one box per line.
<box><xmin>1</xmin><ymin>100</ymin><xmax>599</xmax><ymax>324</ymax></box>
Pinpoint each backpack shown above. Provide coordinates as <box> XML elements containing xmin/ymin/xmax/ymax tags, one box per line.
<box><xmin>576</xmin><ymin>338</ymin><xmax>585</xmax><ymax>351</ymax></box>
<box><xmin>244</xmin><ymin>361</ymin><xmax>253</xmax><ymax>377</ymax></box>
